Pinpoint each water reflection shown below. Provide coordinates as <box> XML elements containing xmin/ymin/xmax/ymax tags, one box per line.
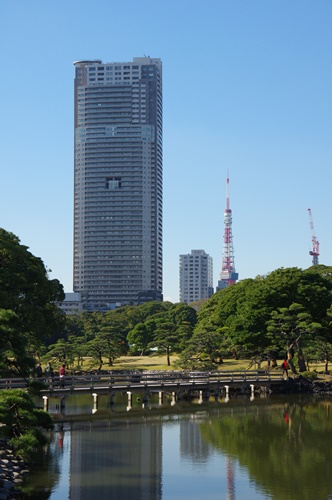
<box><xmin>200</xmin><ymin>397</ymin><xmax>332</xmax><ymax>500</ymax></box>
<box><xmin>21</xmin><ymin>396</ymin><xmax>332</xmax><ymax>499</ymax></box>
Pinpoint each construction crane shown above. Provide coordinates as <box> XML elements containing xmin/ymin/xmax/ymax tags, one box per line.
<box><xmin>308</xmin><ymin>208</ymin><xmax>319</xmax><ymax>266</ymax></box>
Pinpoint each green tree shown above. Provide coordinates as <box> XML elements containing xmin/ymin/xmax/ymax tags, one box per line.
<box><xmin>197</xmin><ymin>267</ymin><xmax>332</xmax><ymax>359</ymax></box>
<box><xmin>150</xmin><ymin>321</ymin><xmax>178</xmax><ymax>366</ymax></box>
<box><xmin>84</xmin><ymin>337</ymin><xmax>108</xmax><ymax>371</ymax></box>
<box><xmin>0</xmin><ymin>309</ymin><xmax>35</xmax><ymax>377</ymax></box>
<box><xmin>127</xmin><ymin>323</ymin><xmax>154</xmax><ymax>355</ymax></box>
<box><xmin>177</xmin><ymin>323</ymin><xmax>224</xmax><ymax>370</ymax></box>
<box><xmin>167</xmin><ymin>302</ymin><xmax>197</xmax><ymax>327</ymax></box>
<box><xmin>0</xmin><ymin>229</ymin><xmax>65</xmax><ymax>376</ymax></box>
<box><xmin>0</xmin><ymin>389</ymin><xmax>53</xmax><ymax>461</ymax></box>
<box><xmin>267</xmin><ymin>303</ymin><xmax>322</xmax><ymax>373</ymax></box>
<box><xmin>47</xmin><ymin>339</ymin><xmax>72</xmax><ymax>367</ymax></box>
<box><xmin>98</xmin><ymin>329</ymin><xmax>124</xmax><ymax>366</ymax></box>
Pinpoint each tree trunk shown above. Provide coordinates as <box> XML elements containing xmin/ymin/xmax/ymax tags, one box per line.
<box><xmin>271</xmin><ymin>359</ymin><xmax>277</xmax><ymax>368</ymax></box>
<box><xmin>166</xmin><ymin>347</ymin><xmax>171</xmax><ymax>366</ymax></box>
<box><xmin>287</xmin><ymin>346</ymin><xmax>297</xmax><ymax>374</ymax></box>
<box><xmin>325</xmin><ymin>355</ymin><xmax>329</xmax><ymax>374</ymax></box>
<box><xmin>297</xmin><ymin>348</ymin><xmax>306</xmax><ymax>372</ymax></box>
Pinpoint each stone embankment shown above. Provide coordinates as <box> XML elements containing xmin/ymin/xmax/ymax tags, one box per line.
<box><xmin>275</xmin><ymin>375</ymin><xmax>332</xmax><ymax>394</ymax></box>
<box><xmin>0</xmin><ymin>441</ymin><xmax>29</xmax><ymax>500</ymax></box>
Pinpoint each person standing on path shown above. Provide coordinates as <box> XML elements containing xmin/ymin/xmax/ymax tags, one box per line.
<box><xmin>282</xmin><ymin>359</ymin><xmax>289</xmax><ymax>379</ymax></box>
<box><xmin>45</xmin><ymin>361</ymin><xmax>54</xmax><ymax>382</ymax></box>
<box><xmin>35</xmin><ymin>363</ymin><xmax>43</xmax><ymax>378</ymax></box>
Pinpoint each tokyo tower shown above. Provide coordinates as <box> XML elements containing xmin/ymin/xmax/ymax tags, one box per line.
<box><xmin>216</xmin><ymin>173</ymin><xmax>239</xmax><ymax>291</ymax></box>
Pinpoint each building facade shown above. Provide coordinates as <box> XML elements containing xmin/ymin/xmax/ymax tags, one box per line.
<box><xmin>179</xmin><ymin>250</ymin><xmax>214</xmax><ymax>304</ymax></box>
<box><xmin>73</xmin><ymin>57</ymin><xmax>163</xmax><ymax>310</ymax></box>
<box><xmin>58</xmin><ymin>292</ymin><xmax>83</xmax><ymax>315</ymax></box>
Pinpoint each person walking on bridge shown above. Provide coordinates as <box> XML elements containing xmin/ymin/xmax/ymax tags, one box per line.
<box><xmin>59</xmin><ymin>364</ymin><xmax>66</xmax><ymax>388</ymax></box>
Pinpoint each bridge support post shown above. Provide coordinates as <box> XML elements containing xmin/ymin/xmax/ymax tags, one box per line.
<box><xmin>127</xmin><ymin>391</ymin><xmax>132</xmax><ymax>410</ymax></box>
<box><xmin>109</xmin><ymin>393</ymin><xmax>115</xmax><ymax>405</ymax></box>
<box><xmin>158</xmin><ymin>391</ymin><xmax>163</xmax><ymax>405</ymax></box>
<box><xmin>92</xmin><ymin>393</ymin><xmax>98</xmax><ymax>413</ymax></box>
<box><xmin>171</xmin><ymin>392</ymin><xmax>176</xmax><ymax>406</ymax></box>
<box><xmin>43</xmin><ymin>396</ymin><xmax>49</xmax><ymax>411</ymax></box>
<box><xmin>224</xmin><ymin>385</ymin><xmax>230</xmax><ymax>403</ymax></box>
<box><xmin>143</xmin><ymin>391</ymin><xmax>149</xmax><ymax>403</ymax></box>
<box><xmin>199</xmin><ymin>390</ymin><xmax>203</xmax><ymax>404</ymax></box>
<box><xmin>250</xmin><ymin>384</ymin><xmax>255</xmax><ymax>400</ymax></box>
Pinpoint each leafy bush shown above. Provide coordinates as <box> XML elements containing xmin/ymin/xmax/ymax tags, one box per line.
<box><xmin>0</xmin><ymin>389</ymin><xmax>53</xmax><ymax>461</ymax></box>
<box><xmin>10</xmin><ymin>431</ymin><xmax>41</xmax><ymax>461</ymax></box>
<box><xmin>301</xmin><ymin>371</ymin><xmax>318</xmax><ymax>380</ymax></box>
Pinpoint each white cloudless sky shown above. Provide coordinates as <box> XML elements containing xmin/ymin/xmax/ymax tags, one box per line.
<box><xmin>0</xmin><ymin>0</ymin><xmax>331</xmax><ymax>302</ymax></box>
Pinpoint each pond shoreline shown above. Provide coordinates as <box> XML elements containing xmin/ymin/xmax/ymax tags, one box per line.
<box><xmin>273</xmin><ymin>375</ymin><xmax>332</xmax><ymax>394</ymax></box>
<box><xmin>0</xmin><ymin>440</ymin><xmax>29</xmax><ymax>500</ymax></box>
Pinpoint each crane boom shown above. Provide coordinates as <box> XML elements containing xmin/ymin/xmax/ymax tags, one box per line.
<box><xmin>308</xmin><ymin>208</ymin><xmax>319</xmax><ymax>265</ymax></box>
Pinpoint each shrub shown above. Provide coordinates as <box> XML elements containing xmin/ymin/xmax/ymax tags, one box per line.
<box><xmin>0</xmin><ymin>390</ymin><xmax>53</xmax><ymax>461</ymax></box>
<box><xmin>301</xmin><ymin>371</ymin><xmax>318</xmax><ymax>381</ymax></box>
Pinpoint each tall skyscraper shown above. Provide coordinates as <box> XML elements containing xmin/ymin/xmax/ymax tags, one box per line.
<box><xmin>73</xmin><ymin>57</ymin><xmax>163</xmax><ymax>310</ymax></box>
<box><xmin>179</xmin><ymin>250</ymin><xmax>214</xmax><ymax>304</ymax></box>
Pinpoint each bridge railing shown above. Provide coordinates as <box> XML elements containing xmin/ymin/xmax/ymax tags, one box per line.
<box><xmin>0</xmin><ymin>370</ymin><xmax>283</xmax><ymax>391</ymax></box>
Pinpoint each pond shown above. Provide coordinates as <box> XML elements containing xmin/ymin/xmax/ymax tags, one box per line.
<box><xmin>20</xmin><ymin>394</ymin><xmax>332</xmax><ymax>499</ymax></box>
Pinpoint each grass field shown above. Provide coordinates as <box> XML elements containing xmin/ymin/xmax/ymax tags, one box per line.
<box><xmin>48</xmin><ymin>353</ymin><xmax>330</xmax><ymax>379</ymax></box>
<box><xmin>92</xmin><ymin>355</ymin><xmax>329</xmax><ymax>376</ymax></box>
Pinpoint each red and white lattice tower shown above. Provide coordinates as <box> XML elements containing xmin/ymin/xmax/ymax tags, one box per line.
<box><xmin>216</xmin><ymin>173</ymin><xmax>239</xmax><ymax>291</ymax></box>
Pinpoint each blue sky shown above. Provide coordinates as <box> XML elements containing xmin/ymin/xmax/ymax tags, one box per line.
<box><xmin>0</xmin><ymin>0</ymin><xmax>331</xmax><ymax>302</ymax></box>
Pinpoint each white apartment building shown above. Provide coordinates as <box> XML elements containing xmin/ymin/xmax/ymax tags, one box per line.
<box><xmin>73</xmin><ymin>57</ymin><xmax>163</xmax><ymax>310</ymax></box>
<box><xmin>179</xmin><ymin>250</ymin><xmax>214</xmax><ymax>304</ymax></box>
<box><xmin>58</xmin><ymin>292</ymin><xmax>83</xmax><ymax>315</ymax></box>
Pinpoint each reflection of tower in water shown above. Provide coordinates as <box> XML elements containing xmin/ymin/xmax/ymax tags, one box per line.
<box><xmin>226</xmin><ymin>457</ymin><xmax>235</xmax><ymax>500</ymax></box>
<box><xmin>69</xmin><ymin>420</ymin><xmax>162</xmax><ymax>500</ymax></box>
<box><xmin>179</xmin><ymin>417</ymin><xmax>236</xmax><ymax>498</ymax></box>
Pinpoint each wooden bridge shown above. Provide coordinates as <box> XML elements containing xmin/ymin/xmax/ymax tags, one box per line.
<box><xmin>0</xmin><ymin>370</ymin><xmax>285</xmax><ymax>411</ymax></box>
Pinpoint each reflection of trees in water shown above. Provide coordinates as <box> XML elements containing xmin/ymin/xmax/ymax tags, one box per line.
<box><xmin>19</xmin><ymin>424</ymin><xmax>63</xmax><ymax>499</ymax></box>
<box><xmin>200</xmin><ymin>399</ymin><xmax>332</xmax><ymax>500</ymax></box>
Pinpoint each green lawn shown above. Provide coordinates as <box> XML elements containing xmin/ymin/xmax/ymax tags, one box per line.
<box><xmin>99</xmin><ymin>355</ymin><xmax>328</xmax><ymax>375</ymax></box>
<box><xmin>56</xmin><ymin>354</ymin><xmax>330</xmax><ymax>379</ymax></box>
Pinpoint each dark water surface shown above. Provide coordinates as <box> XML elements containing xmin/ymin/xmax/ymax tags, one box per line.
<box><xmin>21</xmin><ymin>394</ymin><xmax>332</xmax><ymax>499</ymax></box>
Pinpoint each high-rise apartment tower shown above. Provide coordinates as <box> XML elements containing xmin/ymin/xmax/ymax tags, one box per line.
<box><xmin>179</xmin><ymin>250</ymin><xmax>214</xmax><ymax>304</ymax></box>
<box><xmin>73</xmin><ymin>57</ymin><xmax>163</xmax><ymax>310</ymax></box>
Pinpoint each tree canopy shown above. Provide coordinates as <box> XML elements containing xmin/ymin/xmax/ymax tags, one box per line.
<box><xmin>0</xmin><ymin>229</ymin><xmax>65</xmax><ymax>376</ymax></box>
<box><xmin>3</xmin><ymin>229</ymin><xmax>331</xmax><ymax>376</ymax></box>
<box><xmin>180</xmin><ymin>267</ymin><xmax>332</xmax><ymax>370</ymax></box>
